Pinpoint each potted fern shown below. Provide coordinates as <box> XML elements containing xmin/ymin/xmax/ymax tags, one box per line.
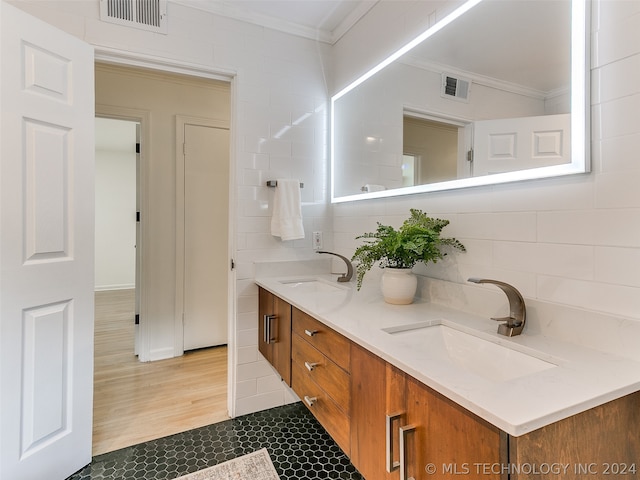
<box><xmin>351</xmin><ymin>209</ymin><xmax>465</xmax><ymax>304</ymax></box>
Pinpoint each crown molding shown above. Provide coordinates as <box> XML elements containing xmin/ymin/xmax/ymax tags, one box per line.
<box><xmin>400</xmin><ymin>55</ymin><xmax>566</xmax><ymax>101</ymax></box>
<box><xmin>170</xmin><ymin>0</ymin><xmax>377</xmax><ymax>44</ymax></box>
<box><xmin>330</xmin><ymin>1</ymin><xmax>378</xmax><ymax>44</ymax></box>
<box><xmin>171</xmin><ymin>0</ymin><xmax>330</xmax><ymax>43</ymax></box>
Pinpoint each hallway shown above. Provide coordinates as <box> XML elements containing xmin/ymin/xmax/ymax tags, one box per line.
<box><xmin>93</xmin><ymin>290</ymin><xmax>229</xmax><ymax>455</ymax></box>
<box><xmin>82</xmin><ymin>291</ymin><xmax>364</xmax><ymax>480</ymax></box>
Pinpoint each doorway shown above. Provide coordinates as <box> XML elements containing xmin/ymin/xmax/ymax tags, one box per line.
<box><xmin>93</xmin><ymin>63</ymin><xmax>232</xmax><ymax>454</ymax></box>
<box><xmin>95</xmin><ymin>117</ymin><xmax>139</xmax><ymax>348</ymax></box>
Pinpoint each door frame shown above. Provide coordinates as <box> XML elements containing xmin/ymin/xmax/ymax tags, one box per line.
<box><xmin>94</xmin><ymin>48</ymin><xmax>238</xmax><ymax>417</ymax></box>
<box><xmin>95</xmin><ymin>106</ymin><xmax>150</xmax><ymax>359</ymax></box>
<box><xmin>403</xmin><ymin>107</ymin><xmax>473</xmax><ymax>180</ymax></box>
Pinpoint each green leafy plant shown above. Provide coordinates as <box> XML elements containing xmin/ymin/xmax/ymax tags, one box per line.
<box><xmin>351</xmin><ymin>209</ymin><xmax>466</xmax><ymax>290</ymax></box>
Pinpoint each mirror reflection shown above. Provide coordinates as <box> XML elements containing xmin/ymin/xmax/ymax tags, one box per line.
<box><xmin>332</xmin><ymin>0</ymin><xmax>587</xmax><ymax>202</ymax></box>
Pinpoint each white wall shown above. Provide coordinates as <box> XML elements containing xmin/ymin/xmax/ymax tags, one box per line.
<box><xmin>13</xmin><ymin>0</ymin><xmax>332</xmax><ymax>416</ymax></box>
<box><xmin>95</xmin><ymin>118</ymin><xmax>137</xmax><ymax>291</ymax></box>
<box><xmin>331</xmin><ymin>0</ymin><xmax>640</xmax><ymax>352</ymax></box>
<box><xmin>334</xmin><ymin>60</ymin><xmax>549</xmax><ymax>196</ymax></box>
<box><xmin>16</xmin><ymin>0</ymin><xmax>640</xmax><ymax>419</ymax></box>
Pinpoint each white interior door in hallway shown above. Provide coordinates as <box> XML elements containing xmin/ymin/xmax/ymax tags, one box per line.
<box><xmin>0</xmin><ymin>3</ymin><xmax>95</xmax><ymax>479</ymax></box>
<box><xmin>180</xmin><ymin>119</ymin><xmax>230</xmax><ymax>351</ymax></box>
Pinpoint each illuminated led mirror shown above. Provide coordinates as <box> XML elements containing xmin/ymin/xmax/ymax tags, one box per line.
<box><xmin>331</xmin><ymin>0</ymin><xmax>589</xmax><ymax>203</ymax></box>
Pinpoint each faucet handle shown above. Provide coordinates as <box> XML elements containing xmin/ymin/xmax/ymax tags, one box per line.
<box><xmin>490</xmin><ymin>315</ymin><xmax>523</xmax><ymax>327</ymax></box>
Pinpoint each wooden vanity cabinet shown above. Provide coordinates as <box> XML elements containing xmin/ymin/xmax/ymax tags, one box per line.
<box><xmin>351</xmin><ymin>341</ymin><xmax>640</xmax><ymax>480</ymax></box>
<box><xmin>508</xmin><ymin>390</ymin><xmax>640</xmax><ymax>480</ymax></box>
<box><xmin>350</xmin><ymin>343</ymin><xmax>504</xmax><ymax>480</ymax></box>
<box><xmin>290</xmin><ymin>307</ymin><xmax>352</xmax><ymax>455</ymax></box>
<box><xmin>350</xmin><ymin>343</ymin><xmax>405</xmax><ymax>480</ymax></box>
<box><xmin>258</xmin><ymin>287</ymin><xmax>291</xmax><ymax>386</ymax></box>
<box><xmin>258</xmin><ymin>289</ymin><xmax>640</xmax><ymax>480</ymax></box>
<box><xmin>404</xmin><ymin>376</ymin><xmax>505</xmax><ymax>480</ymax></box>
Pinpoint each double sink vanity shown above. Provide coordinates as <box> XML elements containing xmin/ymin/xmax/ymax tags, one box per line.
<box><xmin>254</xmin><ymin>0</ymin><xmax>635</xmax><ymax>475</ymax></box>
<box><xmin>256</xmin><ymin>270</ymin><xmax>640</xmax><ymax>480</ymax></box>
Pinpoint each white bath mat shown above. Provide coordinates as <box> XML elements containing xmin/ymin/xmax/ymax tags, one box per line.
<box><xmin>172</xmin><ymin>448</ymin><xmax>280</xmax><ymax>480</ymax></box>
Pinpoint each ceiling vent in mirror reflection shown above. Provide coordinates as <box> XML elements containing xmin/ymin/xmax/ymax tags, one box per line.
<box><xmin>441</xmin><ymin>74</ymin><xmax>471</xmax><ymax>102</ymax></box>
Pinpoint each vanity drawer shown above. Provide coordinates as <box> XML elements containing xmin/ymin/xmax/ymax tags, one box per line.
<box><xmin>292</xmin><ymin>308</ymin><xmax>350</xmax><ymax>372</ymax></box>
<box><xmin>292</xmin><ymin>362</ymin><xmax>350</xmax><ymax>456</ymax></box>
<box><xmin>292</xmin><ymin>332</ymin><xmax>350</xmax><ymax>415</ymax></box>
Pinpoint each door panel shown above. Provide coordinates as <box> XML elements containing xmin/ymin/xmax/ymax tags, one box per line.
<box><xmin>1</xmin><ymin>3</ymin><xmax>94</xmax><ymax>479</ymax></box>
<box><xmin>473</xmin><ymin>113</ymin><xmax>570</xmax><ymax>176</ymax></box>
<box><xmin>183</xmin><ymin>123</ymin><xmax>229</xmax><ymax>350</ymax></box>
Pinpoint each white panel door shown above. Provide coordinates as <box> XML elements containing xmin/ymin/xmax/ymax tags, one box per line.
<box><xmin>183</xmin><ymin>123</ymin><xmax>229</xmax><ymax>350</ymax></box>
<box><xmin>0</xmin><ymin>3</ymin><xmax>95</xmax><ymax>479</ymax></box>
<box><xmin>473</xmin><ymin>113</ymin><xmax>571</xmax><ymax>176</ymax></box>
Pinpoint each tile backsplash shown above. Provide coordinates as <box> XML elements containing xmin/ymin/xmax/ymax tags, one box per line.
<box><xmin>333</xmin><ymin>0</ymin><xmax>640</xmax><ymax>327</ymax></box>
<box><xmin>17</xmin><ymin>0</ymin><xmax>640</xmax><ymax>419</ymax></box>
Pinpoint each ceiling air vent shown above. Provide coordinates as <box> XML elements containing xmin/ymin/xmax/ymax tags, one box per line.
<box><xmin>100</xmin><ymin>0</ymin><xmax>168</xmax><ymax>34</ymax></box>
<box><xmin>441</xmin><ymin>74</ymin><xmax>471</xmax><ymax>102</ymax></box>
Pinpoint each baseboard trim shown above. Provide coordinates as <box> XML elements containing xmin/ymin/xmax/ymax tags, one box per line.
<box><xmin>148</xmin><ymin>347</ymin><xmax>176</xmax><ymax>362</ymax></box>
<box><xmin>95</xmin><ymin>284</ymin><xmax>135</xmax><ymax>292</ymax></box>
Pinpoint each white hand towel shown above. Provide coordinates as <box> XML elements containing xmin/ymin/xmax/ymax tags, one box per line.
<box><xmin>271</xmin><ymin>179</ymin><xmax>305</xmax><ymax>241</ymax></box>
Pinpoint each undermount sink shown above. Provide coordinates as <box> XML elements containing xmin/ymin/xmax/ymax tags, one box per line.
<box><xmin>383</xmin><ymin>321</ymin><xmax>557</xmax><ymax>383</ymax></box>
<box><xmin>278</xmin><ymin>278</ymin><xmax>344</xmax><ymax>293</ymax></box>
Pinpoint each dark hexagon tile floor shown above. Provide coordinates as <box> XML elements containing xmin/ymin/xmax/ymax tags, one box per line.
<box><xmin>66</xmin><ymin>402</ymin><xmax>364</xmax><ymax>480</ymax></box>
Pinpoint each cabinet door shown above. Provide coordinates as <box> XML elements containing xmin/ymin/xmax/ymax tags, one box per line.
<box><xmin>351</xmin><ymin>344</ymin><xmax>506</xmax><ymax>480</ymax></box>
<box><xmin>257</xmin><ymin>287</ymin><xmax>291</xmax><ymax>386</ymax></box>
<box><xmin>509</xmin><ymin>390</ymin><xmax>640</xmax><ymax>480</ymax></box>
<box><xmin>271</xmin><ymin>294</ymin><xmax>292</xmax><ymax>386</ymax></box>
<box><xmin>258</xmin><ymin>287</ymin><xmax>273</xmax><ymax>363</ymax></box>
<box><xmin>404</xmin><ymin>376</ymin><xmax>505</xmax><ymax>480</ymax></box>
<box><xmin>350</xmin><ymin>343</ymin><xmax>405</xmax><ymax>480</ymax></box>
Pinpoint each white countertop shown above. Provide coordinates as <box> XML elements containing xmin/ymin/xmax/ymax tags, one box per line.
<box><xmin>255</xmin><ymin>273</ymin><xmax>640</xmax><ymax>437</ymax></box>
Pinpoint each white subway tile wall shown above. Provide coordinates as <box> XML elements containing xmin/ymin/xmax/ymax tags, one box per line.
<box><xmin>15</xmin><ymin>0</ymin><xmax>640</xmax><ymax>417</ymax></box>
<box><xmin>334</xmin><ymin>0</ymin><xmax>640</xmax><ymax>333</ymax></box>
<box><xmin>16</xmin><ymin>0</ymin><xmax>331</xmax><ymax>415</ymax></box>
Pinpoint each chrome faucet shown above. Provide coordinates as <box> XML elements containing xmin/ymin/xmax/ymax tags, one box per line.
<box><xmin>317</xmin><ymin>251</ymin><xmax>353</xmax><ymax>283</ymax></box>
<box><xmin>468</xmin><ymin>278</ymin><xmax>526</xmax><ymax>337</ymax></box>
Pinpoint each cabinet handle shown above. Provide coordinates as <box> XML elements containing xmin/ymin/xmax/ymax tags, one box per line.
<box><xmin>386</xmin><ymin>412</ymin><xmax>404</xmax><ymax>472</ymax></box>
<box><xmin>303</xmin><ymin>395</ymin><xmax>317</xmax><ymax>407</ymax></box>
<box><xmin>304</xmin><ymin>361</ymin><xmax>319</xmax><ymax>372</ymax></box>
<box><xmin>304</xmin><ymin>329</ymin><xmax>318</xmax><ymax>337</ymax></box>
<box><xmin>399</xmin><ymin>424</ymin><xmax>416</xmax><ymax>480</ymax></box>
<box><xmin>263</xmin><ymin>315</ymin><xmax>269</xmax><ymax>344</ymax></box>
<box><xmin>263</xmin><ymin>314</ymin><xmax>275</xmax><ymax>344</ymax></box>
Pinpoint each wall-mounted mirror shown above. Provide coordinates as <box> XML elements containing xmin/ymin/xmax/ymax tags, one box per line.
<box><xmin>331</xmin><ymin>0</ymin><xmax>589</xmax><ymax>203</ymax></box>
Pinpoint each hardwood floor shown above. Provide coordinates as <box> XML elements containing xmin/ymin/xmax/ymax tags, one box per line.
<box><xmin>92</xmin><ymin>289</ymin><xmax>229</xmax><ymax>456</ymax></box>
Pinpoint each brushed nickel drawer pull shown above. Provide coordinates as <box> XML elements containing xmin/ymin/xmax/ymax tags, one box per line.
<box><xmin>399</xmin><ymin>424</ymin><xmax>416</xmax><ymax>480</ymax></box>
<box><xmin>304</xmin><ymin>395</ymin><xmax>317</xmax><ymax>407</ymax></box>
<box><xmin>304</xmin><ymin>329</ymin><xmax>318</xmax><ymax>337</ymax></box>
<box><xmin>263</xmin><ymin>314</ymin><xmax>275</xmax><ymax>344</ymax></box>
<box><xmin>304</xmin><ymin>361</ymin><xmax>319</xmax><ymax>372</ymax></box>
<box><xmin>386</xmin><ymin>412</ymin><xmax>404</xmax><ymax>472</ymax></box>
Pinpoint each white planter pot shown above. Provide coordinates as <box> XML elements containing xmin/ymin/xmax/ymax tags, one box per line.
<box><xmin>381</xmin><ymin>268</ymin><xmax>417</xmax><ymax>305</ymax></box>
